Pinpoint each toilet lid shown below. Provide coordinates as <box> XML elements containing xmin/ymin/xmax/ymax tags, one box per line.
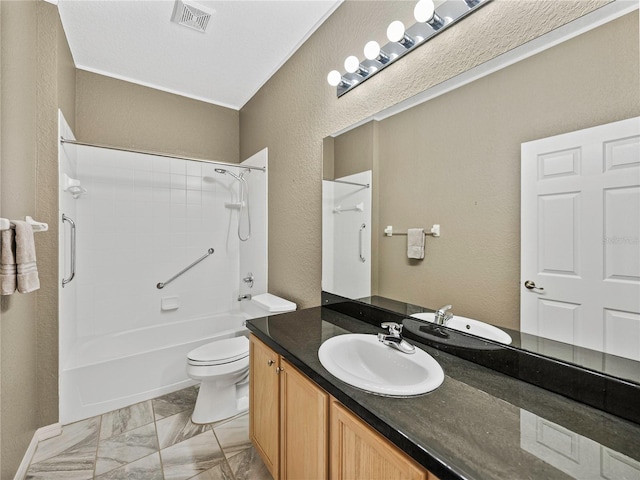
<box><xmin>188</xmin><ymin>336</ymin><xmax>249</xmax><ymax>366</ymax></box>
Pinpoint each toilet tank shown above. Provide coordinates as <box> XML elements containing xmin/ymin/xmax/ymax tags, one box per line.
<box><xmin>241</xmin><ymin>293</ymin><xmax>297</xmax><ymax>318</ymax></box>
<box><xmin>252</xmin><ymin>293</ymin><xmax>296</xmax><ymax>313</ymax></box>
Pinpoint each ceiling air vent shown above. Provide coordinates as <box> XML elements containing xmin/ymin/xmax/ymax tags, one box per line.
<box><xmin>171</xmin><ymin>0</ymin><xmax>213</xmax><ymax>33</ymax></box>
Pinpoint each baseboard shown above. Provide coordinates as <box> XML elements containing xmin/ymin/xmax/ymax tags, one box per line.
<box><xmin>13</xmin><ymin>423</ymin><xmax>62</xmax><ymax>480</ymax></box>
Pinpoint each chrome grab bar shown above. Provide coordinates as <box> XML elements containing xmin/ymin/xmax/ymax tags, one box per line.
<box><xmin>157</xmin><ymin>248</ymin><xmax>214</xmax><ymax>289</ymax></box>
<box><xmin>359</xmin><ymin>223</ymin><xmax>366</xmax><ymax>263</ymax></box>
<box><xmin>62</xmin><ymin>214</ymin><xmax>76</xmax><ymax>287</ymax></box>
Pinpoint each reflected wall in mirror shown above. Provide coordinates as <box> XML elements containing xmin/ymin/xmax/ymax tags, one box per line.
<box><xmin>323</xmin><ymin>7</ymin><xmax>639</xmax><ymax>365</ymax></box>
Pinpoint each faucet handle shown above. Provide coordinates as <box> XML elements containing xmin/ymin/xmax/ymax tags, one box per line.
<box><xmin>434</xmin><ymin>305</ymin><xmax>453</xmax><ymax>326</ymax></box>
<box><xmin>381</xmin><ymin>322</ymin><xmax>402</xmax><ymax>335</ymax></box>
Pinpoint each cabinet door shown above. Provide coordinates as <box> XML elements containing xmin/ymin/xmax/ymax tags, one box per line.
<box><xmin>280</xmin><ymin>359</ymin><xmax>329</xmax><ymax>480</ymax></box>
<box><xmin>330</xmin><ymin>400</ymin><xmax>433</xmax><ymax>480</ymax></box>
<box><xmin>249</xmin><ymin>335</ymin><xmax>280</xmax><ymax>479</ymax></box>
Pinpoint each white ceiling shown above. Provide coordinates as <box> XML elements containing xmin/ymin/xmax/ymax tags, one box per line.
<box><xmin>57</xmin><ymin>0</ymin><xmax>341</xmax><ymax>110</ymax></box>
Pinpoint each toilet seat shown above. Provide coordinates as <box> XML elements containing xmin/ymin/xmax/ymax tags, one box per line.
<box><xmin>187</xmin><ymin>336</ymin><xmax>249</xmax><ymax>367</ymax></box>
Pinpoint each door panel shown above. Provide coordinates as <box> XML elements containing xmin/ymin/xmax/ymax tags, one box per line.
<box><xmin>330</xmin><ymin>400</ymin><xmax>431</xmax><ymax>480</ymax></box>
<box><xmin>521</xmin><ymin>117</ymin><xmax>640</xmax><ymax>359</ymax></box>
<box><xmin>249</xmin><ymin>335</ymin><xmax>280</xmax><ymax>479</ymax></box>
<box><xmin>538</xmin><ymin>192</ymin><xmax>580</xmax><ymax>276</ymax></box>
<box><xmin>280</xmin><ymin>359</ymin><xmax>328</xmax><ymax>480</ymax></box>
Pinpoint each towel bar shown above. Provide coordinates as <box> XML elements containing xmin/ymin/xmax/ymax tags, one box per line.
<box><xmin>384</xmin><ymin>225</ymin><xmax>440</xmax><ymax>237</ymax></box>
<box><xmin>334</xmin><ymin>202</ymin><xmax>364</xmax><ymax>214</ymax></box>
<box><xmin>0</xmin><ymin>216</ymin><xmax>48</xmax><ymax>232</ymax></box>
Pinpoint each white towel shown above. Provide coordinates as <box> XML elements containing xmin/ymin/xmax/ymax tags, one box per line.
<box><xmin>1</xmin><ymin>229</ymin><xmax>17</xmax><ymax>295</ymax></box>
<box><xmin>407</xmin><ymin>228</ymin><xmax>425</xmax><ymax>260</ymax></box>
<box><xmin>14</xmin><ymin>221</ymin><xmax>40</xmax><ymax>293</ymax></box>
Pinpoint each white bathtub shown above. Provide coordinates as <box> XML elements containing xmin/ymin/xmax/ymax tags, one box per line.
<box><xmin>59</xmin><ymin>311</ymin><xmax>249</xmax><ymax>424</ymax></box>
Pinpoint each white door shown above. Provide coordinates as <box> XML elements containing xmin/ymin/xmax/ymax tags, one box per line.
<box><xmin>521</xmin><ymin>117</ymin><xmax>640</xmax><ymax>360</ymax></box>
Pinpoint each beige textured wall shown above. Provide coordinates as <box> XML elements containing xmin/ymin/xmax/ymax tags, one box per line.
<box><xmin>1</xmin><ymin>2</ymin><xmax>40</xmax><ymax>476</ymax></box>
<box><xmin>76</xmin><ymin>71</ymin><xmax>240</xmax><ymax>163</ymax></box>
<box><xmin>0</xmin><ymin>1</ymin><xmax>74</xmax><ymax>476</ymax></box>
<box><xmin>57</xmin><ymin>15</ymin><xmax>76</xmax><ymax>134</ymax></box>
<box><xmin>322</xmin><ymin>136</ymin><xmax>334</xmax><ymax>180</ymax></box>
<box><xmin>333</xmin><ymin>121</ymin><xmax>374</xmax><ymax>179</ymax></box>
<box><xmin>240</xmin><ymin>0</ymin><xmax>613</xmax><ymax>309</ymax></box>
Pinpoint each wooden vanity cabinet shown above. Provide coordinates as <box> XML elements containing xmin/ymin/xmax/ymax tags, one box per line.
<box><xmin>249</xmin><ymin>334</ymin><xmax>437</xmax><ymax>480</ymax></box>
<box><xmin>249</xmin><ymin>334</ymin><xmax>329</xmax><ymax>480</ymax></box>
<box><xmin>249</xmin><ymin>334</ymin><xmax>281</xmax><ymax>478</ymax></box>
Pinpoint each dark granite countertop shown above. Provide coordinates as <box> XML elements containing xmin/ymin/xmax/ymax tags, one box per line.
<box><xmin>246</xmin><ymin>307</ymin><xmax>640</xmax><ymax>480</ymax></box>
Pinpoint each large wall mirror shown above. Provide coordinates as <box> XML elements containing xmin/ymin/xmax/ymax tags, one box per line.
<box><xmin>322</xmin><ymin>3</ymin><xmax>640</xmax><ymax>382</ymax></box>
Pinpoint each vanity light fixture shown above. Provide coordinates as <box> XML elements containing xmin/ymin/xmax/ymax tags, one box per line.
<box><xmin>327</xmin><ymin>0</ymin><xmax>491</xmax><ymax>97</ymax></box>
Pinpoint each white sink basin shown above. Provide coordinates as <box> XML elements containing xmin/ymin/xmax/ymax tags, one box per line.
<box><xmin>318</xmin><ymin>334</ymin><xmax>444</xmax><ymax>396</ymax></box>
<box><xmin>410</xmin><ymin>312</ymin><xmax>512</xmax><ymax>345</ymax></box>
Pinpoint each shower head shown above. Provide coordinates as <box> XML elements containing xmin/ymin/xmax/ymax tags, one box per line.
<box><xmin>214</xmin><ymin>168</ymin><xmax>242</xmax><ymax>181</ymax></box>
<box><xmin>212</xmin><ymin>165</ymin><xmax>252</xmax><ymax>241</ymax></box>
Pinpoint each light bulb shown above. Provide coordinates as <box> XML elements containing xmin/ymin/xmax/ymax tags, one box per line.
<box><xmin>414</xmin><ymin>0</ymin><xmax>444</xmax><ymax>29</ymax></box>
<box><xmin>363</xmin><ymin>41</ymin><xmax>380</xmax><ymax>61</ymax></box>
<box><xmin>344</xmin><ymin>56</ymin><xmax>360</xmax><ymax>74</ymax></box>
<box><xmin>386</xmin><ymin>20</ymin><xmax>406</xmax><ymax>43</ymax></box>
<box><xmin>327</xmin><ymin>70</ymin><xmax>342</xmax><ymax>87</ymax></box>
<box><xmin>387</xmin><ymin>20</ymin><xmax>415</xmax><ymax>48</ymax></box>
<box><xmin>414</xmin><ymin>0</ymin><xmax>435</xmax><ymax>23</ymax></box>
<box><xmin>363</xmin><ymin>40</ymin><xmax>390</xmax><ymax>64</ymax></box>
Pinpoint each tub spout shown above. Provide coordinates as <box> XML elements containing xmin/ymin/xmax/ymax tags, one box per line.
<box><xmin>238</xmin><ymin>294</ymin><xmax>252</xmax><ymax>302</ymax></box>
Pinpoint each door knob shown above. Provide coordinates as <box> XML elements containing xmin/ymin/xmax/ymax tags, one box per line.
<box><xmin>524</xmin><ymin>280</ymin><xmax>544</xmax><ymax>291</ymax></box>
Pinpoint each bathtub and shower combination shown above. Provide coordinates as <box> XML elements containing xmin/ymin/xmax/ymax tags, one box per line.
<box><xmin>58</xmin><ymin>113</ymin><xmax>269</xmax><ymax>424</ymax></box>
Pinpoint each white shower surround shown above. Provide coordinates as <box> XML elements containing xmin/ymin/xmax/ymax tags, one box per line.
<box><xmin>58</xmin><ymin>111</ymin><xmax>268</xmax><ymax>424</ymax></box>
<box><xmin>322</xmin><ymin>170</ymin><xmax>372</xmax><ymax>299</ymax></box>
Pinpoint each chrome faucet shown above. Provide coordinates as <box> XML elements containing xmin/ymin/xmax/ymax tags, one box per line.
<box><xmin>377</xmin><ymin>322</ymin><xmax>415</xmax><ymax>354</ymax></box>
<box><xmin>434</xmin><ymin>305</ymin><xmax>453</xmax><ymax>326</ymax></box>
<box><xmin>237</xmin><ymin>294</ymin><xmax>252</xmax><ymax>301</ymax></box>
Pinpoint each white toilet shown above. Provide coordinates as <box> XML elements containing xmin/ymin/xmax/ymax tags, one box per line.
<box><xmin>187</xmin><ymin>293</ymin><xmax>296</xmax><ymax>424</ymax></box>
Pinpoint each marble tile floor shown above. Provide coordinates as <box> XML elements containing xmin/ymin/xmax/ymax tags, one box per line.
<box><xmin>25</xmin><ymin>386</ymin><xmax>272</xmax><ymax>480</ymax></box>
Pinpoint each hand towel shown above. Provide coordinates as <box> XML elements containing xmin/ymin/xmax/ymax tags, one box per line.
<box><xmin>1</xmin><ymin>229</ymin><xmax>17</xmax><ymax>295</ymax></box>
<box><xmin>407</xmin><ymin>228</ymin><xmax>425</xmax><ymax>260</ymax></box>
<box><xmin>14</xmin><ymin>221</ymin><xmax>40</xmax><ymax>293</ymax></box>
